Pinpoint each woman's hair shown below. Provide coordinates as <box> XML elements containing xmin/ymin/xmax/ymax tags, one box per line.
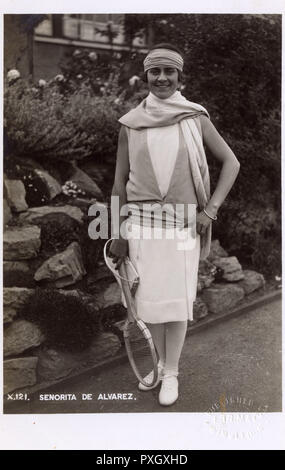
<box><xmin>149</xmin><ymin>43</ymin><xmax>184</xmax><ymax>57</ymax></box>
<box><xmin>142</xmin><ymin>43</ymin><xmax>184</xmax><ymax>83</ymax></box>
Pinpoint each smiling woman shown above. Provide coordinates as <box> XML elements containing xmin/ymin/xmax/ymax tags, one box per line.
<box><xmin>147</xmin><ymin>66</ymin><xmax>179</xmax><ymax>99</ymax></box>
<box><xmin>109</xmin><ymin>42</ymin><xmax>240</xmax><ymax>407</ymax></box>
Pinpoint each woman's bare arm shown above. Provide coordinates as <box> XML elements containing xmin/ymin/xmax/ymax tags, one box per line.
<box><xmin>109</xmin><ymin>125</ymin><xmax>130</xmax><ymax>267</ymax></box>
<box><xmin>195</xmin><ymin>115</ymin><xmax>240</xmax><ymax>235</ymax></box>
<box><xmin>200</xmin><ymin>115</ymin><xmax>240</xmax><ymax>216</ymax></box>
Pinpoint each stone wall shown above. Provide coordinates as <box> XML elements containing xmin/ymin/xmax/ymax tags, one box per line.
<box><xmin>3</xmin><ymin>158</ymin><xmax>266</xmax><ymax>394</ymax></box>
<box><xmin>3</xmin><ymin>159</ymin><xmax>122</xmax><ymax>394</ymax></box>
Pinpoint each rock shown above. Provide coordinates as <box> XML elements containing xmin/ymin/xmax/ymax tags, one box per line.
<box><xmin>40</xmin><ymin>159</ymin><xmax>74</xmax><ymax>184</ymax></box>
<box><xmin>19</xmin><ymin>205</ymin><xmax>84</xmax><ymax>225</ymax></box>
<box><xmin>3</xmin><ymin>287</ymin><xmax>35</xmax><ymax>324</ymax></box>
<box><xmin>4</xmin><ymin>357</ymin><xmax>38</xmax><ymax>394</ymax></box>
<box><xmin>201</xmin><ymin>283</ymin><xmax>245</xmax><ymax>314</ymax></box>
<box><xmin>4</xmin><ymin>320</ymin><xmax>45</xmax><ymax>357</ymax></box>
<box><xmin>3</xmin><ymin>198</ymin><xmax>12</xmax><ymax>226</ymax></box>
<box><xmin>79</xmin><ymin>161</ymin><xmax>108</xmax><ymax>188</ymax></box>
<box><xmin>16</xmin><ymin>158</ymin><xmax>45</xmax><ymax>171</ymax></box>
<box><xmin>223</xmin><ymin>271</ymin><xmax>245</xmax><ymax>282</ymax></box>
<box><xmin>193</xmin><ymin>297</ymin><xmax>209</xmax><ymax>320</ymax></box>
<box><xmin>197</xmin><ymin>259</ymin><xmax>217</xmax><ymax>292</ymax></box>
<box><xmin>96</xmin><ymin>282</ymin><xmax>122</xmax><ymax>309</ymax></box>
<box><xmin>3</xmin><ymin>225</ymin><xmax>41</xmax><ymax>260</ymax></box>
<box><xmin>3</xmin><ymin>261</ymin><xmax>35</xmax><ymax>288</ymax></box>
<box><xmin>208</xmin><ymin>239</ymin><xmax>229</xmax><ymax>261</ymax></box>
<box><xmin>3</xmin><ymin>308</ymin><xmax>17</xmax><ymax>326</ymax></box>
<box><xmin>34</xmin><ymin>169</ymin><xmax>62</xmax><ymax>200</ymax></box>
<box><xmin>37</xmin><ymin>332</ymin><xmax>120</xmax><ymax>382</ymax></box>
<box><xmin>4</xmin><ymin>179</ymin><xmax>28</xmax><ymax>212</ymax></box>
<box><xmin>90</xmin><ymin>332</ymin><xmax>121</xmax><ymax>359</ymax></box>
<box><xmin>57</xmin><ymin>288</ymin><xmax>81</xmax><ymax>298</ymax></box>
<box><xmin>37</xmin><ymin>348</ymin><xmax>77</xmax><ymax>381</ymax></box>
<box><xmin>237</xmin><ymin>270</ymin><xmax>266</xmax><ymax>295</ymax></box>
<box><xmin>34</xmin><ymin>241</ymin><xmax>86</xmax><ymax>287</ymax></box>
<box><xmin>69</xmin><ymin>166</ymin><xmax>104</xmax><ymax>199</ymax></box>
<box><xmin>212</xmin><ymin>256</ymin><xmax>245</xmax><ymax>282</ymax></box>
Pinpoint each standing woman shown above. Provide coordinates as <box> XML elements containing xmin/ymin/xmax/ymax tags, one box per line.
<box><xmin>109</xmin><ymin>44</ymin><xmax>240</xmax><ymax>406</ymax></box>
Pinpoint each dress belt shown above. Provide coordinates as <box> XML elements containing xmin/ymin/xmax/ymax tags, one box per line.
<box><xmin>127</xmin><ymin>200</ymin><xmax>197</xmax><ymax>229</ymax></box>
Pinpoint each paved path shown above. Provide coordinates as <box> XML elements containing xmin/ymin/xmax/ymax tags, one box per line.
<box><xmin>6</xmin><ymin>299</ymin><xmax>281</xmax><ymax>414</ymax></box>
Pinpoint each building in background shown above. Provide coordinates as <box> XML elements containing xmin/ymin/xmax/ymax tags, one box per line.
<box><xmin>5</xmin><ymin>14</ymin><xmax>150</xmax><ymax>82</ymax></box>
<box><xmin>5</xmin><ymin>14</ymin><xmax>151</xmax><ymax>81</ymax></box>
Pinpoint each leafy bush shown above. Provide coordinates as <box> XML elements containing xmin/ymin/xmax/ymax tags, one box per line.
<box><xmin>213</xmin><ymin>199</ymin><xmax>281</xmax><ymax>276</ymax></box>
<box><xmin>20</xmin><ymin>288</ymin><xmax>99</xmax><ymax>352</ymax></box>
<box><xmin>59</xmin><ymin>49</ymin><xmax>123</xmax><ymax>94</ymax></box>
<box><xmin>4</xmin><ymin>74</ymin><xmax>131</xmax><ymax>162</ymax></box>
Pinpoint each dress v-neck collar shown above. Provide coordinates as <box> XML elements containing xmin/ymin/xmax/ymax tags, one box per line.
<box><xmin>143</xmin><ymin>124</ymin><xmax>182</xmax><ymax>201</ymax></box>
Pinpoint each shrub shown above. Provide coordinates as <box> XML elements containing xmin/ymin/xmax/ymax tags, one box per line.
<box><xmin>32</xmin><ymin>213</ymin><xmax>83</xmax><ymax>254</ymax></box>
<box><xmin>4</xmin><ymin>74</ymin><xmax>131</xmax><ymax>163</ymax></box>
<box><xmin>20</xmin><ymin>288</ymin><xmax>99</xmax><ymax>352</ymax></box>
<box><xmin>59</xmin><ymin>49</ymin><xmax>124</xmax><ymax>95</ymax></box>
<box><xmin>4</xmin><ymin>162</ymin><xmax>51</xmax><ymax>206</ymax></box>
<box><xmin>213</xmin><ymin>199</ymin><xmax>281</xmax><ymax>277</ymax></box>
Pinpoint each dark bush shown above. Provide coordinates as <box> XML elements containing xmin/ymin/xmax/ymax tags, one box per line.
<box><xmin>33</xmin><ymin>213</ymin><xmax>82</xmax><ymax>254</ymax></box>
<box><xmin>212</xmin><ymin>200</ymin><xmax>281</xmax><ymax>277</ymax></box>
<box><xmin>20</xmin><ymin>288</ymin><xmax>99</xmax><ymax>352</ymax></box>
<box><xmin>4</xmin><ymin>161</ymin><xmax>50</xmax><ymax>207</ymax></box>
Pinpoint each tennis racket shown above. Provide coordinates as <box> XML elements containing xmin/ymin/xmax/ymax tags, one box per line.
<box><xmin>104</xmin><ymin>239</ymin><xmax>159</xmax><ymax>388</ymax></box>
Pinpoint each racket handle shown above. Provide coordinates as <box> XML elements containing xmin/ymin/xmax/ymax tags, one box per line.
<box><xmin>104</xmin><ymin>239</ymin><xmax>139</xmax><ymax>283</ymax></box>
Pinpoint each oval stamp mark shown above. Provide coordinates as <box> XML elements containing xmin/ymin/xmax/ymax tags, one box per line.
<box><xmin>205</xmin><ymin>394</ymin><xmax>269</xmax><ymax>440</ymax></box>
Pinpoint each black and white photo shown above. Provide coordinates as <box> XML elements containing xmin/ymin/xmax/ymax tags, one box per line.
<box><xmin>0</xmin><ymin>1</ymin><xmax>284</xmax><ymax>451</ymax></box>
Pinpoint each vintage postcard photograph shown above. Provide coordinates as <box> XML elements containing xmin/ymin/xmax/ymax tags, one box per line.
<box><xmin>1</xmin><ymin>0</ymin><xmax>284</xmax><ymax>450</ymax></box>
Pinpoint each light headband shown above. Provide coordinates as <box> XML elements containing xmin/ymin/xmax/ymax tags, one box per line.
<box><xmin>143</xmin><ymin>48</ymin><xmax>184</xmax><ymax>72</ymax></box>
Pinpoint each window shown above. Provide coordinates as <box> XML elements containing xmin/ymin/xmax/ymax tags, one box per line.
<box><xmin>63</xmin><ymin>14</ymin><xmax>126</xmax><ymax>44</ymax></box>
<box><xmin>35</xmin><ymin>14</ymin><xmax>146</xmax><ymax>47</ymax></box>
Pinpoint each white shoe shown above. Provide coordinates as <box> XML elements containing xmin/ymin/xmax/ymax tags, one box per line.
<box><xmin>159</xmin><ymin>374</ymin><xmax>179</xmax><ymax>406</ymax></box>
<box><xmin>138</xmin><ymin>365</ymin><xmax>164</xmax><ymax>391</ymax></box>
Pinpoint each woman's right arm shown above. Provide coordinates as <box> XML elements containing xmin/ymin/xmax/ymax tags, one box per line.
<box><xmin>109</xmin><ymin>125</ymin><xmax>130</xmax><ymax>269</ymax></box>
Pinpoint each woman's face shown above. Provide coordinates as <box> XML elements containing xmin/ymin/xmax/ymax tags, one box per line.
<box><xmin>147</xmin><ymin>66</ymin><xmax>179</xmax><ymax>99</ymax></box>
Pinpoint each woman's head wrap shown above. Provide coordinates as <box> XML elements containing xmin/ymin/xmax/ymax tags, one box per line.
<box><xmin>143</xmin><ymin>48</ymin><xmax>184</xmax><ymax>72</ymax></box>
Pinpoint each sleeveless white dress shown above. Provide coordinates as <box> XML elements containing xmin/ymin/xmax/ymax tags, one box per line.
<box><xmin>124</xmin><ymin>93</ymin><xmax>201</xmax><ymax>324</ymax></box>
